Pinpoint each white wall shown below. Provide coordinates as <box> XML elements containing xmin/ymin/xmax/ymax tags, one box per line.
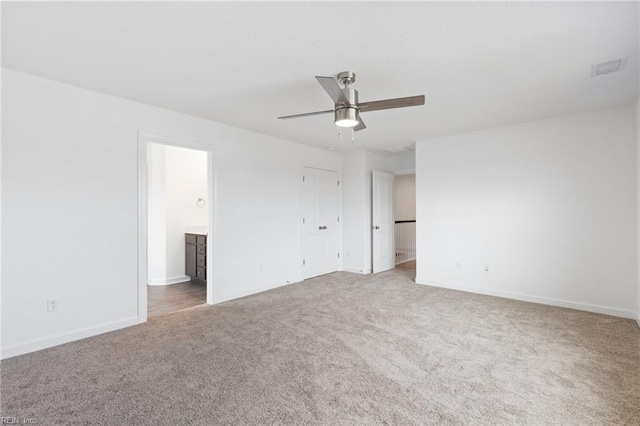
<box><xmin>394</xmin><ymin>174</ymin><xmax>416</xmax><ymax>221</ymax></box>
<box><xmin>388</xmin><ymin>150</ymin><xmax>415</xmax><ymax>174</ymax></box>
<box><xmin>341</xmin><ymin>151</ymin><xmax>367</xmax><ymax>273</ymax></box>
<box><xmin>147</xmin><ymin>143</ymin><xmax>208</xmax><ymax>285</ymax></box>
<box><xmin>416</xmin><ymin>105</ymin><xmax>638</xmax><ymax>318</ymax></box>
<box><xmin>1</xmin><ymin>69</ymin><xmax>341</xmax><ymax>358</ymax></box>
<box><xmin>636</xmin><ymin>4</ymin><xmax>640</xmax><ymax>327</ymax></box>
<box><xmin>637</xmin><ymin>98</ymin><xmax>640</xmax><ymax>325</ymax></box>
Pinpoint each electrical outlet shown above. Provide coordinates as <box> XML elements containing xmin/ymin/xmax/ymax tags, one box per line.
<box><xmin>47</xmin><ymin>298</ymin><xmax>58</xmax><ymax>312</ymax></box>
<box><xmin>484</xmin><ymin>265</ymin><xmax>490</xmax><ymax>273</ymax></box>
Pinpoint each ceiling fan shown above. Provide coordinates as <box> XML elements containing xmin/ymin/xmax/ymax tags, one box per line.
<box><xmin>277</xmin><ymin>71</ymin><xmax>425</xmax><ymax>132</ymax></box>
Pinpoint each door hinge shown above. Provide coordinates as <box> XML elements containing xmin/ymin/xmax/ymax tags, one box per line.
<box><xmin>303</xmin><ymin>176</ymin><xmax>305</xmax><ymax>182</ymax></box>
<box><xmin>338</xmin><ymin>253</ymin><xmax>340</xmax><ymax>258</ymax></box>
<box><xmin>303</xmin><ymin>259</ymin><xmax>306</xmax><ymax>265</ymax></box>
<box><xmin>337</xmin><ymin>216</ymin><xmax>340</xmax><ymax>222</ymax></box>
<box><xmin>337</xmin><ymin>180</ymin><xmax>340</xmax><ymax>186</ymax></box>
<box><xmin>302</xmin><ymin>217</ymin><xmax>305</xmax><ymax>224</ymax></box>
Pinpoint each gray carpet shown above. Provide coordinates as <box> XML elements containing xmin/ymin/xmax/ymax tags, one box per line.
<box><xmin>1</xmin><ymin>262</ymin><xmax>639</xmax><ymax>425</ymax></box>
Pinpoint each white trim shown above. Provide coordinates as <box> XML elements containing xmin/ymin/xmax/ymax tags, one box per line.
<box><xmin>415</xmin><ymin>278</ymin><xmax>637</xmax><ymax>320</ymax></box>
<box><xmin>137</xmin><ymin>132</ymin><xmax>217</xmax><ymax>323</ymax></box>
<box><xmin>636</xmin><ymin>313</ymin><xmax>640</xmax><ymax>328</ymax></box>
<box><xmin>215</xmin><ymin>279</ymin><xmax>301</xmax><ymax>304</ymax></box>
<box><xmin>1</xmin><ymin>316</ymin><xmax>138</xmax><ymax>360</ymax></box>
<box><xmin>147</xmin><ymin>275</ymin><xmax>191</xmax><ymax>286</ymax></box>
<box><xmin>206</xmin><ymin>150</ymin><xmax>218</xmax><ymax>305</ymax></box>
<box><xmin>394</xmin><ymin>168</ymin><xmax>415</xmax><ymax>176</ymax></box>
<box><xmin>342</xmin><ymin>267</ymin><xmax>370</xmax><ymax>274</ymax></box>
<box><xmin>137</xmin><ymin>135</ymin><xmax>148</xmax><ymax>323</ymax></box>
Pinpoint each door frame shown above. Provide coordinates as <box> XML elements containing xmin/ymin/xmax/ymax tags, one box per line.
<box><xmin>137</xmin><ymin>132</ymin><xmax>217</xmax><ymax>323</ymax></box>
<box><xmin>300</xmin><ymin>163</ymin><xmax>343</xmax><ymax>279</ymax></box>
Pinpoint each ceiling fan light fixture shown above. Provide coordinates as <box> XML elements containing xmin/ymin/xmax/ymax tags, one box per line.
<box><xmin>335</xmin><ymin>107</ymin><xmax>359</xmax><ymax>128</ymax></box>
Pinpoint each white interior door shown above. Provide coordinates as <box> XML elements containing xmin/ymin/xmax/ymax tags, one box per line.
<box><xmin>372</xmin><ymin>170</ymin><xmax>395</xmax><ymax>273</ymax></box>
<box><xmin>303</xmin><ymin>167</ymin><xmax>339</xmax><ymax>279</ymax></box>
<box><xmin>320</xmin><ymin>169</ymin><xmax>340</xmax><ymax>275</ymax></box>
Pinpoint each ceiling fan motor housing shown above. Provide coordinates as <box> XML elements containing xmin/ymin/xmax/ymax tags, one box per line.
<box><xmin>335</xmin><ymin>87</ymin><xmax>360</xmax><ymax>127</ymax></box>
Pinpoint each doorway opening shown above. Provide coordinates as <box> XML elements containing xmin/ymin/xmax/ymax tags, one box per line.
<box><xmin>137</xmin><ymin>134</ymin><xmax>214</xmax><ymax>323</ymax></box>
<box><xmin>393</xmin><ymin>172</ymin><xmax>416</xmax><ymax>277</ymax></box>
<box><xmin>371</xmin><ymin>169</ymin><xmax>417</xmax><ymax>274</ymax></box>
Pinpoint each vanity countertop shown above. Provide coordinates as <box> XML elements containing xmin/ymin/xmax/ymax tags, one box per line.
<box><xmin>185</xmin><ymin>226</ymin><xmax>207</xmax><ymax>236</ymax></box>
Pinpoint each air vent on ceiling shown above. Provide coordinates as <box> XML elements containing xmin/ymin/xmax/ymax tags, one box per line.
<box><xmin>591</xmin><ymin>57</ymin><xmax>628</xmax><ymax>77</ymax></box>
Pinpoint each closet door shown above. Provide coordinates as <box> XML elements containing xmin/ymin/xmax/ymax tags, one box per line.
<box><xmin>302</xmin><ymin>167</ymin><xmax>339</xmax><ymax>279</ymax></box>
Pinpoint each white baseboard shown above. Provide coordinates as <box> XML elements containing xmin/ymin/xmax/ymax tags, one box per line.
<box><xmin>415</xmin><ymin>277</ymin><xmax>636</xmax><ymax>320</ymax></box>
<box><xmin>342</xmin><ymin>267</ymin><xmax>369</xmax><ymax>274</ymax></box>
<box><xmin>1</xmin><ymin>316</ymin><xmax>139</xmax><ymax>360</ymax></box>
<box><xmin>213</xmin><ymin>279</ymin><xmax>302</xmax><ymax>304</ymax></box>
<box><xmin>636</xmin><ymin>313</ymin><xmax>640</xmax><ymax>329</ymax></box>
<box><xmin>148</xmin><ymin>275</ymin><xmax>191</xmax><ymax>286</ymax></box>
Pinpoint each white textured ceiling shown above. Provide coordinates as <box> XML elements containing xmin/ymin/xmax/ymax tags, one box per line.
<box><xmin>2</xmin><ymin>2</ymin><xmax>638</xmax><ymax>152</ymax></box>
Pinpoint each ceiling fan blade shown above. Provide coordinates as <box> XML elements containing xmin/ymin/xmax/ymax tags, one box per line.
<box><xmin>277</xmin><ymin>109</ymin><xmax>334</xmax><ymax>120</ymax></box>
<box><xmin>315</xmin><ymin>76</ymin><xmax>349</xmax><ymax>105</ymax></box>
<box><xmin>358</xmin><ymin>95</ymin><xmax>425</xmax><ymax>113</ymax></box>
<box><xmin>354</xmin><ymin>118</ymin><xmax>367</xmax><ymax>132</ymax></box>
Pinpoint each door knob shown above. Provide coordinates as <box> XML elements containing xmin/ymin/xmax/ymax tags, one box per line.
<box><xmin>318</xmin><ymin>226</ymin><xmax>323</xmax><ymax>230</ymax></box>
<box><xmin>374</xmin><ymin>226</ymin><xmax>380</xmax><ymax>230</ymax></box>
